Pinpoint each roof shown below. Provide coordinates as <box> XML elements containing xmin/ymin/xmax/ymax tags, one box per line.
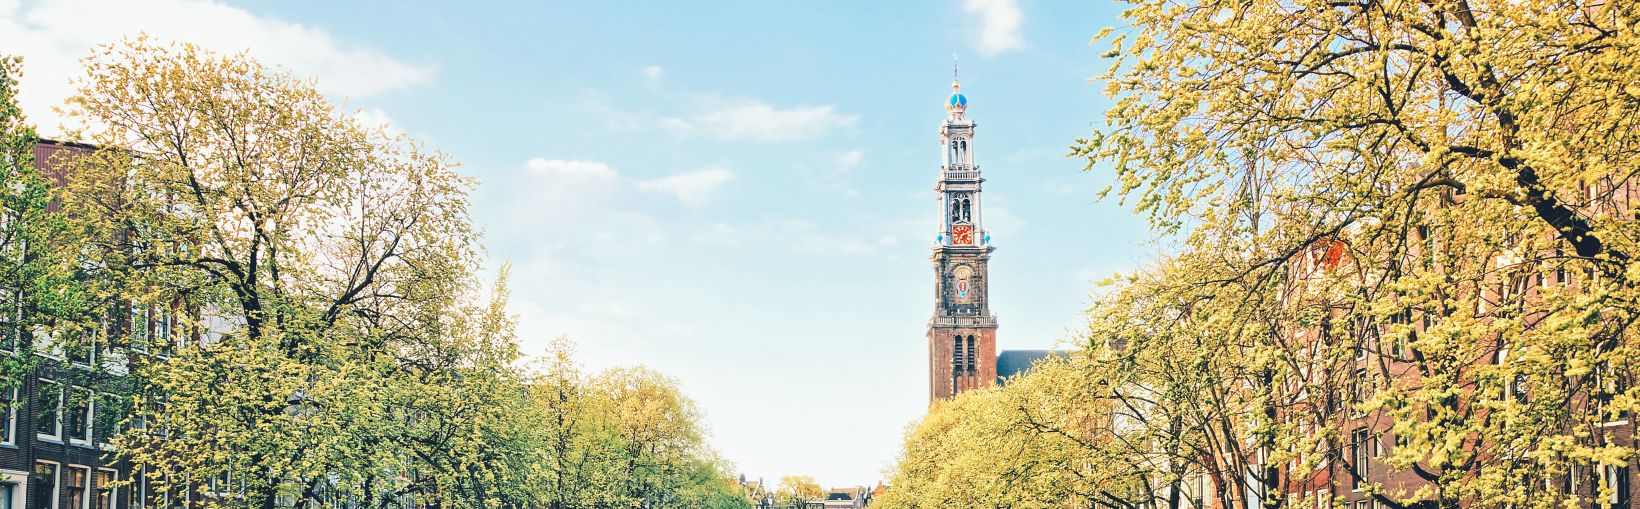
<box><xmin>996</xmin><ymin>350</ymin><xmax>1066</xmax><ymax>382</ymax></box>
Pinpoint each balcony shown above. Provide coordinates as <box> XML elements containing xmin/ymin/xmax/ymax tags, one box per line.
<box><xmin>942</xmin><ymin>168</ymin><xmax>980</xmax><ymax>180</ymax></box>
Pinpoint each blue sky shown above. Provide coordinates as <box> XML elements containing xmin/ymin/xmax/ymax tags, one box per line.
<box><xmin>2</xmin><ymin>0</ymin><xmax>1151</xmax><ymax>486</ymax></box>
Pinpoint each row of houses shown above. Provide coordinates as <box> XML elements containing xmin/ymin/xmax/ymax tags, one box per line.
<box><xmin>0</xmin><ymin>140</ymin><xmax>150</xmax><ymax>509</ymax></box>
<box><xmin>735</xmin><ymin>476</ymin><xmax>883</xmax><ymax>509</ymax></box>
<box><xmin>1143</xmin><ymin>179</ymin><xmax>1639</xmax><ymax>508</ymax></box>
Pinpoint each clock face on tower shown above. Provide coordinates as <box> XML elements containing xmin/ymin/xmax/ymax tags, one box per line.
<box><xmin>952</xmin><ymin>224</ymin><xmax>974</xmax><ymax>245</ymax></box>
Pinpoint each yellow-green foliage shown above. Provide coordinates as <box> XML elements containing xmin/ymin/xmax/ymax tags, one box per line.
<box><xmin>1063</xmin><ymin>0</ymin><xmax>1640</xmax><ymax>507</ymax></box>
<box><xmin>28</xmin><ymin>38</ymin><xmax>750</xmax><ymax>509</ymax></box>
<box><xmin>877</xmin><ymin>356</ymin><xmax>1152</xmax><ymax>508</ymax></box>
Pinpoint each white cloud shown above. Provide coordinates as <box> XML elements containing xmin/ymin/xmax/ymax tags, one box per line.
<box><xmin>638</xmin><ymin>167</ymin><xmax>734</xmax><ymax>206</ymax></box>
<box><xmin>963</xmin><ymin>0</ymin><xmax>1028</xmax><ymax>56</ymax></box>
<box><xmin>643</xmin><ymin>65</ymin><xmax>664</xmax><ymax>81</ymax></box>
<box><xmin>0</xmin><ymin>0</ymin><xmax>432</xmax><ymax>134</ymax></box>
<box><xmin>837</xmin><ymin>149</ymin><xmax>864</xmax><ymax>169</ymax></box>
<box><xmin>662</xmin><ymin>99</ymin><xmax>858</xmax><ymax>142</ymax></box>
<box><xmin>525</xmin><ymin>158</ymin><xmax>621</xmax><ymax>180</ymax></box>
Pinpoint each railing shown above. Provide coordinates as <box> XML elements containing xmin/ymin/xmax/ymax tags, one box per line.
<box><xmin>943</xmin><ymin>168</ymin><xmax>980</xmax><ymax>180</ymax></box>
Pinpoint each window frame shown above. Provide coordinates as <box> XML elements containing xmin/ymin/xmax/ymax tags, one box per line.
<box><xmin>65</xmin><ymin>466</ymin><xmax>88</xmax><ymax>509</ymax></box>
<box><xmin>34</xmin><ymin>379</ymin><xmax>61</xmax><ymax>442</ymax></box>
<box><xmin>1350</xmin><ymin>427</ymin><xmax>1371</xmax><ymax>491</ymax></box>
<box><xmin>93</xmin><ymin>469</ymin><xmax>116</xmax><ymax>509</ymax></box>
<box><xmin>65</xmin><ymin>386</ymin><xmax>93</xmax><ymax>446</ymax></box>
<box><xmin>30</xmin><ymin>461</ymin><xmax>57</xmax><ymax>509</ymax></box>
<box><xmin>0</xmin><ymin>379</ymin><xmax>14</xmax><ymax>446</ymax></box>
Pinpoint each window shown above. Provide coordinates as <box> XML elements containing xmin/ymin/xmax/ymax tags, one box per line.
<box><xmin>93</xmin><ymin>393</ymin><xmax>123</xmax><ymax>448</ymax></box>
<box><xmin>153</xmin><ymin>306</ymin><xmax>173</xmax><ymax>356</ymax></box>
<box><xmin>1554</xmin><ymin>249</ymin><xmax>1568</xmax><ymax>286</ymax></box>
<box><xmin>30</xmin><ymin>462</ymin><xmax>56</xmax><ymax>509</ymax></box>
<box><xmin>951</xmin><ymin>335</ymin><xmax>962</xmax><ymax>372</ymax></box>
<box><xmin>35</xmin><ymin>380</ymin><xmax>60</xmax><ymax>440</ymax></box>
<box><xmin>0</xmin><ymin>289</ymin><xmax>17</xmax><ymax>352</ymax></box>
<box><xmin>0</xmin><ymin>379</ymin><xmax>14</xmax><ymax>445</ymax></box>
<box><xmin>65</xmin><ymin>467</ymin><xmax>87</xmax><ymax>509</ymax></box>
<box><xmin>66</xmin><ymin>387</ymin><xmax>92</xmax><ymax>444</ymax></box>
<box><xmin>65</xmin><ymin>326</ymin><xmax>91</xmax><ymax>366</ymax></box>
<box><xmin>95</xmin><ymin>306</ymin><xmax>116</xmax><ymax>362</ymax></box>
<box><xmin>1387</xmin><ymin>308</ymin><xmax>1414</xmax><ymax>358</ymax></box>
<box><xmin>1418</xmin><ymin>224</ymin><xmax>1435</xmax><ymax>267</ymax></box>
<box><xmin>1350</xmin><ymin>428</ymin><xmax>1370</xmax><ymax>490</ymax></box>
<box><xmin>206</xmin><ymin>470</ymin><xmax>242</xmax><ymax>500</ymax></box>
<box><xmin>94</xmin><ymin>470</ymin><xmax>116</xmax><ymax>509</ymax></box>
<box><xmin>128</xmin><ymin>468</ymin><xmax>145</xmax><ymax>509</ymax></box>
<box><xmin>0</xmin><ymin>478</ymin><xmax>16</xmax><ymax>509</ymax></box>
<box><xmin>129</xmin><ymin>303</ymin><xmax>148</xmax><ymax>353</ymax></box>
<box><xmin>1348</xmin><ymin>369</ymin><xmax>1370</xmax><ymax>408</ymax></box>
<box><xmin>1603</xmin><ymin>465</ymin><xmax>1632</xmax><ymax>508</ymax></box>
<box><xmin>957</xmin><ymin>336</ymin><xmax>970</xmax><ymax>371</ymax></box>
<box><xmin>1508</xmin><ymin>373</ymin><xmax>1529</xmax><ymax>403</ymax></box>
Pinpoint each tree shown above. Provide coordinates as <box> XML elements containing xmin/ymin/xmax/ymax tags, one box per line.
<box><xmin>41</xmin><ymin>35</ymin><xmax>771</xmax><ymax>509</ymax></box>
<box><xmin>775</xmin><ymin>476</ymin><xmax>822</xmax><ymax>509</ymax></box>
<box><xmin>528</xmin><ymin>336</ymin><xmax>625</xmax><ymax>509</ymax></box>
<box><xmin>58</xmin><ymin>37</ymin><xmax>485</xmax><ymax>508</ymax></box>
<box><xmin>876</xmin><ymin>355</ymin><xmax>1150</xmax><ymax>509</ymax></box>
<box><xmin>520</xmin><ymin>336</ymin><xmax>744</xmax><ymax>509</ymax></box>
<box><xmin>1071</xmin><ymin>0</ymin><xmax>1640</xmax><ymax>507</ymax></box>
<box><xmin>596</xmin><ymin>365</ymin><xmax>708</xmax><ymax>508</ymax></box>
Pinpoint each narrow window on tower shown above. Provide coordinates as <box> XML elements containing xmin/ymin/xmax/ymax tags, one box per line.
<box><xmin>957</xmin><ymin>336</ymin><xmax>970</xmax><ymax>371</ymax></box>
<box><xmin>959</xmin><ymin>140</ymin><xmax>968</xmax><ymax>164</ymax></box>
<box><xmin>951</xmin><ymin>199</ymin><xmax>961</xmax><ymax>224</ymax></box>
<box><xmin>952</xmin><ymin>335</ymin><xmax>963</xmax><ymax>371</ymax></box>
<box><xmin>961</xmin><ymin>199</ymin><xmax>971</xmax><ymax>222</ymax></box>
<box><xmin>950</xmin><ymin>141</ymin><xmax>959</xmax><ymax>165</ymax></box>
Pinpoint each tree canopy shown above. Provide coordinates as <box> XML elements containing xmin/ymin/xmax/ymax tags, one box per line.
<box><xmin>2</xmin><ymin>39</ymin><xmax>756</xmax><ymax>509</ymax></box>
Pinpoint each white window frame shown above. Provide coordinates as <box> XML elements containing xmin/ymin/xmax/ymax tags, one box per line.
<box><xmin>130</xmin><ymin>467</ymin><xmax>146</xmax><ymax>509</ymax></box>
<box><xmin>1350</xmin><ymin>427</ymin><xmax>1370</xmax><ymax>492</ymax></box>
<box><xmin>35</xmin><ymin>379</ymin><xmax>61</xmax><ymax>442</ymax></box>
<box><xmin>0</xmin><ymin>288</ymin><xmax>17</xmax><ymax>354</ymax></box>
<box><xmin>67</xmin><ymin>465</ymin><xmax>90</xmax><ymax>509</ymax></box>
<box><xmin>0</xmin><ymin>468</ymin><xmax>27</xmax><ymax>509</ymax></box>
<box><xmin>152</xmin><ymin>306</ymin><xmax>171</xmax><ymax>356</ymax></box>
<box><xmin>66</xmin><ymin>386</ymin><xmax>93</xmax><ymax>447</ymax></box>
<box><xmin>129</xmin><ymin>303</ymin><xmax>149</xmax><ymax>354</ymax></box>
<box><xmin>94</xmin><ymin>393</ymin><xmax>119</xmax><ymax>452</ymax></box>
<box><xmin>1603</xmin><ymin>464</ymin><xmax>1627</xmax><ymax>504</ymax></box>
<box><xmin>67</xmin><ymin>330</ymin><xmax>94</xmax><ymax>368</ymax></box>
<box><xmin>93</xmin><ymin>469</ymin><xmax>117</xmax><ymax>509</ymax></box>
<box><xmin>31</xmin><ymin>461</ymin><xmax>58</xmax><ymax>509</ymax></box>
<box><xmin>0</xmin><ymin>381</ymin><xmax>13</xmax><ymax>446</ymax></box>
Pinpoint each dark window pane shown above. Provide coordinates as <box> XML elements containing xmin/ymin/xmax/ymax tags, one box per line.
<box><xmin>35</xmin><ymin>381</ymin><xmax>59</xmax><ymax>437</ymax></box>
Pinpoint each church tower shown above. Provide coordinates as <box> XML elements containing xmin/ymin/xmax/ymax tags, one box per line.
<box><xmin>927</xmin><ymin>75</ymin><xmax>998</xmax><ymax>403</ymax></box>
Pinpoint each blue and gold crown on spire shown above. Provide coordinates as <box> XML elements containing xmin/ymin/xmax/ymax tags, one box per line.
<box><xmin>947</xmin><ymin>81</ymin><xmax>968</xmax><ymax>114</ymax></box>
